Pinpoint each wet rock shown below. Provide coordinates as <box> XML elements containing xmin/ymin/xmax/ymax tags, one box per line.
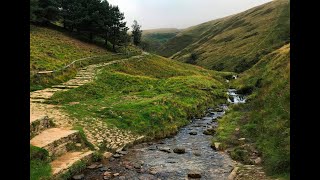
<box><xmin>148</xmin><ymin>146</ymin><xmax>157</xmax><ymax>151</ymax></box>
<box><xmin>159</xmin><ymin>147</ymin><xmax>172</xmax><ymax>153</ymax></box>
<box><xmin>189</xmin><ymin>131</ymin><xmax>197</xmax><ymax>135</ymax></box>
<box><xmin>72</xmin><ymin>174</ymin><xmax>84</xmax><ymax>180</ymax></box>
<box><xmin>203</xmin><ymin>128</ymin><xmax>216</xmax><ymax>135</ymax></box>
<box><xmin>188</xmin><ymin>170</ymin><xmax>202</xmax><ymax>178</ymax></box>
<box><xmin>173</xmin><ymin>147</ymin><xmax>186</xmax><ymax>154</ymax></box>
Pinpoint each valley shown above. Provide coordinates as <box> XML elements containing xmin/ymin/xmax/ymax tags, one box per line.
<box><xmin>30</xmin><ymin>0</ymin><xmax>290</xmax><ymax>179</ymax></box>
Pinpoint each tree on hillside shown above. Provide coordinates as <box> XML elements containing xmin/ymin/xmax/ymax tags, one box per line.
<box><xmin>34</xmin><ymin>0</ymin><xmax>60</xmax><ymax>25</ymax></box>
<box><xmin>131</xmin><ymin>20</ymin><xmax>142</xmax><ymax>46</ymax></box>
<box><xmin>186</xmin><ymin>53</ymin><xmax>198</xmax><ymax>64</ymax></box>
<box><xmin>30</xmin><ymin>0</ymin><xmax>39</xmax><ymax>22</ymax></box>
<box><xmin>109</xmin><ymin>5</ymin><xmax>129</xmax><ymax>51</ymax></box>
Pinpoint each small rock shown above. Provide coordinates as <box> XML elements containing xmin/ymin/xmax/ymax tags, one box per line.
<box><xmin>118</xmin><ymin>151</ymin><xmax>128</xmax><ymax>155</ymax></box>
<box><xmin>113</xmin><ymin>173</ymin><xmax>120</xmax><ymax>177</ymax></box>
<box><xmin>193</xmin><ymin>151</ymin><xmax>201</xmax><ymax>156</ymax></box>
<box><xmin>99</xmin><ymin>166</ymin><xmax>108</xmax><ymax>172</ymax></box>
<box><xmin>138</xmin><ymin>174</ymin><xmax>155</xmax><ymax>180</ymax></box>
<box><xmin>159</xmin><ymin>147</ymin><xmax>172</xmax><ymax>153</ymax></box>
<box><xmin>173</xmin><ymin>147</ymin><xmax>186</xmax><ymax>154</ymax></box>
<box><xmin>148</xmin><ymin>146</ymin><xmax>157</xmax><ymax>151</ymax></box>
<box><xmin>113</xmin><ymin>154</ymin><xmax>122</xmax><ymax>158</ymax></box>
<box><xmin>254</xmin><ymin>157</ymin><xmax>262</xmax><ymax>164</ymax></box>
<box><xmin>189</xmin><ymin>131</ymin><xmax>197</xmax><ymax>135</ymax></box>
<box><xmin>235</xmin><ymin>128</ymin><xmax>240</xmax><ymax>131</ymax></box>
<box><xmin>69</xmin><ymin>102</ymin><xmax>80</xmax><ymax>105</ymax></box>
<box><xmin>109</xmin><ymin>157</ymin><xmax>115</xmax><ymax>162</ymax></box>
<box><xmin>104</xmin><ymin>171</ymin><xmax>112</xmax><ymax>176</ymax></box>
<box><xmin>97</xmin><ymin>164</ymin><xmax>103</xmax><ymax>168</ymax></box>
<box><xmin>188</xmin><ymin>170</ymin><xmax>202</xmax><ymax>178</ymax></box>
<box><xmin>87</xmin><ymin>164</ymin><xmax>98</xmax><ymax>169</ymax></box>
<box><xmin>103</xmin><ymin>152</ymin><xmax>113</xmax><ymax>159</ymax></box>
<box><xmin>238</xmin><ymin>138</ymin><xmax>246</xmax><ymax>141</ymax></box>
<box><xmin>203</xmin><ymin>128</ymin><xmax>216</xmax><ymax>135</ymax></box>
<box><xmin>75</xmin><ymin>143</ymin><xmax>82</xmax><ymax>147</ymax></box>
<box><xmin>211</xmin><ymin>142</ymin><xmax>221</xmax><ymax>151</ymax></box>
<box><xmin>72</xmin><ymin>174</ymin><xmax>84</xmax><ymax>180</ymax></box>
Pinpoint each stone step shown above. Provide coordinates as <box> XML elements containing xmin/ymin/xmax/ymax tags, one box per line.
<box><xmin>51</xmin><ymin>151</ymin><xmax>94</xmax><ymax>178</ymax></box>
<box><xmin>30</xmin><ymin>99</ymin><xmax>46</xmax><ymax>103</ymax></box>
<box><xmin>51</xmin><ymin>85</ymin><xmax>76</xmax><ymax>89</ymax></box>
<box><xmin>30</xmin><ymin>116</ymin><xmax>54</xmax><ymax>139</ymax></box>
<box><xmin>30</xmin><ymin>128</ymin><xmax>81</xmax><ymax>157</ymax></box>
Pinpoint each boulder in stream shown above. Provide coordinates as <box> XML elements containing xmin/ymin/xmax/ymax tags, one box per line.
<box><xmin>189</xmin><ymin>131</ymin><xmax>197</xmax><ymax>135</ymax></box>
<box><xmin>159</xmin><ymin>147</ymin><xmax>172</xmax><ymax>153</ymax></box>
<box><xmin>188</xmin><ymin>170</ymin><xmax>202</xmax><ymax>178</ymax></box>
<box><xmin>173</xmin><ymin>147</ymin><xmax>186</xmax><ymax>154</ymax></box>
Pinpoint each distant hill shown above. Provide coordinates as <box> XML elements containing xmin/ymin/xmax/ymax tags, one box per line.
<box><xmin>141</xmin><ymin>28</ymin><xmax>181</xmax><ymax>53</ymax></box>
<box><xmin>158</xmin><ymin>0</ymin><xmax>290</xmax><ymax>73</ymax></box>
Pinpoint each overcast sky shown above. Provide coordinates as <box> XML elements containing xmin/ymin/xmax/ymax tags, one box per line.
<box><xmin>107</xmin><ymin>0</ymin><xmax>272</xmax><ymax>30</ymax></box>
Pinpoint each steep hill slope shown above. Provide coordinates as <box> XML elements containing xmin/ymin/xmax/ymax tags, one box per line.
<box><xmin>158</xmin><ymin>0</ymin><xmax>289</xmax><ymax>73</ymax></box>
<box><xmin>214</xmin><ymin>43</ymin><xmax>290</xmax><ymax>178</ymax></box>
<box><xmin>141</xmin><ymin>28</ymin><xmax>181</xmax><ymax>53</ymax></box>
<box><xmin>30</xmin><ymin>25</ymin><xmax>141</xmax><ymax>91</ymax></box>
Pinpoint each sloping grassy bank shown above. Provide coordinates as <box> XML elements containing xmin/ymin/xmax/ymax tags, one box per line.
<box><xmin>49</xmin><ymin>54</ymin><xmax>231</xmax><ymax>139</ymax></box>
<box><xmin>30</xmin><ymin>25</ymin><xmax>141</xmax><ymax>91</ymax></box>
<box><xmin>30</xmin><ymin>145</ymin><xmax>51</xmax><ymax>180</ymax></box>
<box><xmin>213</xmin><ymin>44</ymin><xmax>290</xmax><ymax>178</ymax></box>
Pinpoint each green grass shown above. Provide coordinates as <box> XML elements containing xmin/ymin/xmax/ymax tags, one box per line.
<box><xmin>141</xmin><ymin>28</ymin><xmax>180</xmax><ymax>53</ymax></box>
<box><xmin>214</xmin><ymin>44</ymin><xmax>290</xmax><ymax>178</ymax></box>
<box><xmin>30</xmin><ymin>25</ymin><xmax>142</xmax><ymax>91</ymax></box>
<box><xmin>30</xmin><ymin>145</ymin><xmax>51</xmax><ymax>180</ymax></box>
<box><xmin>49</xmin><ymin>54</ymin><xmax>230</xmax><ymax>138</ymax></box>
<box><xmin>157</xmin><ymin>0</ymin><xmax>289</xmax><ymax>73</ymax></box>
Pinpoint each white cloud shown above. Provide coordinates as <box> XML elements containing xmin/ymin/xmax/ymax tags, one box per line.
<box><xmin>107</xmin><ymin>0</ymin><xmax>272</xmax><ymax>30</ymax></box>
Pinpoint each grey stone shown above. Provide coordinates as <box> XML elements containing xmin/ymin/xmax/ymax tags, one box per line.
<box><xmin>173</xmin><ymin>147</ymin><xmax>186</xmax><ymax>154</ymax></box>
<box><xmin>72</xmin><ymin>174</ymin><xmax>84</xmax><ymax>180</ymax></box>
<box><xmin>188</xmin><ymin>170</ymin><xmax>202</xmax><ymax>178</ymax></box>
<box><xmin>159</xmin><ymin>147</ymin><xmax>172</xmax><ymax>153</ymax></box>
<box><xmin>189</xmin><ymin>131</ymin><xmax>197</xmax><ymax>135</ymax></box>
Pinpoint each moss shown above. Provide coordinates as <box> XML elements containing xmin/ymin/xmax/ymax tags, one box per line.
<box><xmin>30</xmin><ymin>145</ymin><xmax>52</xmax><ymax>180</ymax></box>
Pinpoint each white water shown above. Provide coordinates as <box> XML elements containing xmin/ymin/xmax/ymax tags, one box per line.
<box><xmin>227</xmin><ymin>89</ymin><xmax>246</xmax><ymax>104</ymax></box>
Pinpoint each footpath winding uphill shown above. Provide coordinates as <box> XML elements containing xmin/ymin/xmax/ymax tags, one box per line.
<box><xmin>30</xmin><ymin>55</ymin><xmax>146</xmax><ymax>178</ymax></box>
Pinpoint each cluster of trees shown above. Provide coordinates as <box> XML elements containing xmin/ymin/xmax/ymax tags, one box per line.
<box><xmin>30</xmin><ymin>0</ymin><xmax>142</xmax><ymax>51</ymax></box>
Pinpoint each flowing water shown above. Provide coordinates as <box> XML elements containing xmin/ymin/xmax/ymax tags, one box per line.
<box><xmin>81</xmin><ymin>89</ymin><xmax>246</xmax><ymax>180</ymax></box>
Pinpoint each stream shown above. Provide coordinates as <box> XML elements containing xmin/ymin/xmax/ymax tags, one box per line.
<box><xmin>80</xmin><ymin>89</ymin><xmax>246</xmax><ymax>180</ymax></box>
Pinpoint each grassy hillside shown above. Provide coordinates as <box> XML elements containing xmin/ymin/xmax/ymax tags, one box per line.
<box><xmin>49</xmin><ymin>54</ymin><xmax>231</xmax><ymax>138</ymax></box>
<box><xmin>214</xmin><ymin>44</ymin><xmax>290</xmax><ymax>178</ymax></box>
<box><xmin>30</xmin><ymin>25</ymin><xmax>141</xmax><ymax>91</ymax></box>
<box><xmin>158</xmin><ymin>0</ymin><xmax>290</xmax><ymax>73</ymax></box>
<box><xmin>141</xmin><ymin>28</ymin><xmax>181</xmax><ymax>53</ymax></box>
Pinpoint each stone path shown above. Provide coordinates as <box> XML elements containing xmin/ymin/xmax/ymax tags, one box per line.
<box><xmin>30</xmin><ymin>54</ymin><xmax>146</xmax><ymax>178</ymax></box>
